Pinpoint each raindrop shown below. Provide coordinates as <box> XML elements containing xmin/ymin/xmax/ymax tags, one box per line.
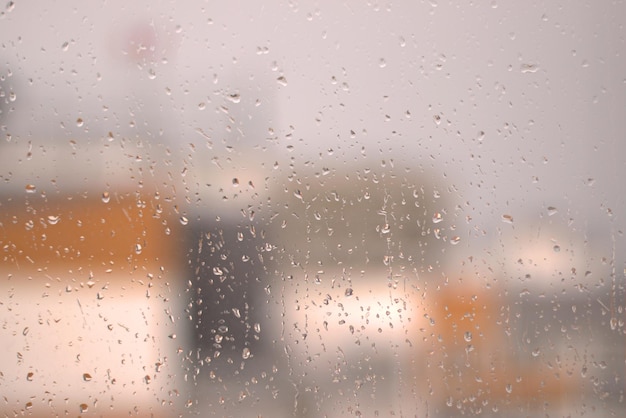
<box><xmin>79</xmin><ymin>404</ymin><xmax>89</xmax><ymax>413</ymax></box>
<box><xmin>520</xmin><ymin>63</ymin><xmax>539</xmax><ymax>73</ymax></box>
<box><xmin>464</xmin><ymin>331</ymin><xmax>472</xmax><ymax>342</ymax></box>
<box><xmin>553</xmin><ymin>245</ymin><xmax>560</xmax><ymax>253</ymax></box>
<box><xmin>180</xmin><ymin>216</ymin><xmax>189</xmax><ymax>226</ymax></box>
<box><xmin>47</xmin><ymin>215</ymin><xmax>60</xmax><ymax>225</ymax></box>
<box><xmin>433</xmin><ymin>114</ymin><xmax>441</xmax><ymax>125</ymax></box>
<box><xmin>450</xmin><ymin>236</ymin><xmax>461</xmax><ymax>245</ymax></box>
<box><xmin>345</xmin><ymin>288</ymin><xmax>353</xmax><ymax>297</ymax></box>
<box><xmin>76</xmin><ymin>118</ymin><xmax>84</xmax><ymax>127</ymax></box>
<box><xmin>547</xmin><ymin>206</ymin><xmax>558</xmax><ymax>216</ymax></box>
<box><xmin>147</xmin><ymin>68</ymin><xmax>156</xmax><ymax>80</ymax></box>
<box><xmin>61</xmin><ymin>41</ymin><xmax>69</xmax><ymax>51</ymax></box>
<box><xmin>610</xmin><ymin>317</ymin><xmax>618</xmax><ymax>330</ymax></box>
<box><xmin>101</xmin><ymin>192</ymin><xmax>110</xmax><ymax>203</ymax></box>
<box><xmin>378</xmin><ymin>58</ymin><xmax>387</xmax><ymax>68</ymax></box>
<box><xmin>505</xmin><ymin>384</ymin><xmax>513</xmax><ymax>394</ymax></box>
<box><xmin>277</xmin><ymin>76</ymin><xmax>287</xmax><ymax>86</ymax></box>
<box><xmin>25</xmin><ymin>184</ymin><xmax>36</xmax><ymax>193</ymax></box>
<box><xmin>26</xmin><ymin>372</ymin><xmax>34</xmax><ymax>381</ymax></box>
<box><xmin>135</xmin><ymin>244</ymin><xmax>143</xmax><ymax>254</ymax></box>
<box><xmin>432</xmin><ymin>212</ymin><xmax>443</xmax><ymax>224</ymax></box>
<box><xmin>227</xmin><ymin>93</ymin><xmax>241</xmax><ymax>103</ymax></box>
<box><xmin>232</xmin><ymin>178</ymin><xmax>239</xmax><ymax>187</ymax></box>
<box><xmin>242</xmin><ymin>347</ymin><xmax>251</xmax><ymax>359</ymax></box>
<box><xmin>501</xmin><ymin>214</ymin><xmax>514</xmax><ymax>224</ymax></box>
<box><xmin>83</xmin><ymin>373</ymin><xmax>92</xmax><ymax>382</ymax></box>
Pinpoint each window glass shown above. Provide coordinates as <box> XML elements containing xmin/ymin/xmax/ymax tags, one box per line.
<box><xmin>1</xmin><ymin>1</ymin><xmax>625</xmax><ymax>416</ymax></box>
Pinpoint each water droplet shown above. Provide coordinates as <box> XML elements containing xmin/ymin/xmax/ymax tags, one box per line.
<box><xmin>61</xmin><ymin>41</ymin><xmax>69</xmax><ymax>51</ymax></box>
<box><xmin>26</xmin><ymin>372</ymin><xmax>34</xmax><ymax>381</ymax></box>
<box><xmin>197</xmin><ymin>102</ymin><xmax>206</xmax><ymax>110</ymax></box>
<box><xmin>47</xmin><ymin>215</ymin><xmax>60</xmax><ymax>225</ymax></box>
<box><xmin>378</xmin><ymin>58</ymin><xmax>387</xmax><ymax>68</ymax></box>
<box><xmin>464</xmin><ymin>331</ymin><xmax>472</xmax><ymax>342</ymax></box>
<box><xmin>83</xmin><ymin>373</ymin><xmax>92</xmax><ymax>381</ymax></box>
<box><xmin>179</xmin><ymin>216</ymin><xmax>189</xmax><ymax>226</ymax></box>
<box><xmin>147</xmin><ymin>68</ymin><xmax>156</xmax><ymax>80</ymax></box>
<box><xmin>79</xmin><ymin>403</ymin><xmax>89</xmax><ymax>413</ymax></box>
<box><xmin>501</xmin><ymin>214</ymin><xmax>514</xmax><ymax>224</ymax></box>
<box><xmin>553</xmin><ymin>245</ymin><xmax>560</xmax><ymax>253</ymax></box>
<box><xmin>432</xmin><ymin>212</ymin><xmax>443</xmax><ymax>224</ymax></box>
<box><xmin>101</xmin><ymin>191</ymin><xmax>110</xmax><ymax>203</ymax></box>
<box><xmin>232</xmin><ymin>178</ymin><xmax>239</xmax><ymax>187</ymax></box>
<box><xmin>144</xmin><ymin>375</ymin><xmax>151</xmax><ymax>384</ymax></box>
<box><xmin>25</xmin><ymin>184</ymin><xmax>36</xmax><ymax>193</ymax></box>
<box><xmin>531</xmin><ymin>348</ymin><xmax>541</xmax><ymax>357</ymax></box>
<box><xmin>505</xmin><ymin>384</ymin><xmax>513</xmax><ymax>394</ymax></box>
<box><xmin>242</xmin><ymin>347</ymin><xmax>251</xmax><ymax>359</ymax></box>
<box><xmin>232</xmin><ymin>308</ymin><xmax>241</xmax><ymax>318</ymax></box>
<box><xmin>433</xmin><ymin>114</ymin><xmax>441</xmax><ymax>125</ymax></box>
<box><xmin>277</xmin><ymin>76</ymin><xmax>288</xmax><ymax>86</ymax></box>
<box><xmin>254</xmin><ymin>323</ymin><xmax>261</xmax><ymax>333</ymax></box>
<box><xmin>520</xmin><ymin>63</ymin><xmax>539</xmax><ymax>73</ymax></box>
<box><xmin>345</xmin><ymin>288</ymin><xmax>353</xmax><ymax>297</ymax></box>
<box><xmin>76</xmin><ymin>118</ymin><xmax>84</xmax><ymax>127</ymax></box>
<box><xmin>135</xmin><ymin>244</ymin><xmax>143</xmax><ymax>254</ymax></box>
<box><xmin>227</xmin><ymin>93</ymin><xmax>241</xmax><ymax>103</ymax></box>
<box><xmin>547</xmin><ymin>206</ymin><xmax>558</xmax><ymax>216</ymax></box>
<box><xmin>610</xmin><ymin>317</ymin><xmax>618</xmax><ymax>330</ymax></box>
<box><xmin>450</xmin><ymin>236</ymin><xmax>461</xmax><ymax>245</ymax></box>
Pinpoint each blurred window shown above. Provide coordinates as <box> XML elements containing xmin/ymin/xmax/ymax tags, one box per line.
<box><xmin>1</xmin><ymin>1</ymin><xmax>624</xmax><ymax>416</ymax></box>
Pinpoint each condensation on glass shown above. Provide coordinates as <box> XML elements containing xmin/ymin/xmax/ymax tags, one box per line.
<box><xmin>1</xmin><ymin>1</ymin><xmax>624</xmax><ymax>417</ymax></box>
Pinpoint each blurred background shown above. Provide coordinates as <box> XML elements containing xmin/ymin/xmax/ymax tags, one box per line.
<box><xmin>1</xmin><ymin>1</ymin><xmax>625</xmax><ymax>416</ymax></box>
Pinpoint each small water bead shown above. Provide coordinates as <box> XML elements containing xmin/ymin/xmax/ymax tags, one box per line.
<box><xmin>242</xmin><ymin>347</ymin><xmax>251</xmax><ymax>359</ymax></box>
